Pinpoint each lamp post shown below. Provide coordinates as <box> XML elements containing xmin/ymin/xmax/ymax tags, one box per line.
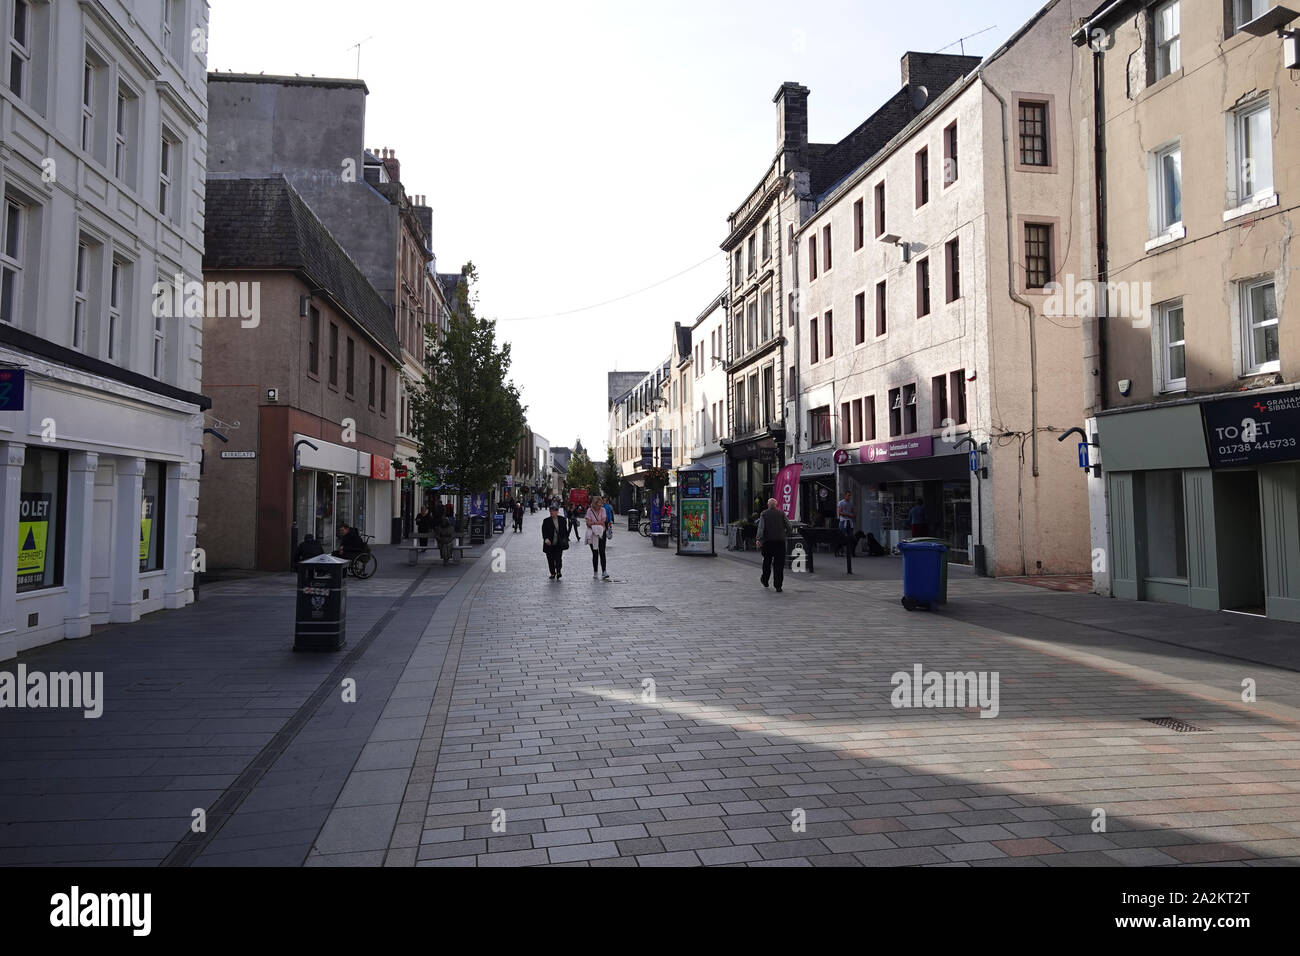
<box><xmin>291</xmin><ymin>438</ymin><xmax>319</xmax><ymax>566</ymax></box>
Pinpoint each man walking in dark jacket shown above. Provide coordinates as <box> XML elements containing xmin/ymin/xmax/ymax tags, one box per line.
<box><xmin>756</xmin><ymin>497</ymin><xmax>792</xmax><ymax>592</ymax></box>
<box><xmin>542</xmin><ymin>504</ymin><xmax>569</xmax><ymax>580</ymax></box>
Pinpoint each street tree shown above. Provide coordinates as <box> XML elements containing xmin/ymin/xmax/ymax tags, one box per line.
<box><xmin>566</xmin><ymin>447</ymin><xmax>600</xmax><ymax>497</ymax></box>
<box><xmin>407</xmin><ymin>263</ymin><xmax>525</xmax><ymax>520</ymax></box>
<box><xmin>601</xmin><ymin>447</ymin><xmax>620</xmax><ymax>503</ymax></box>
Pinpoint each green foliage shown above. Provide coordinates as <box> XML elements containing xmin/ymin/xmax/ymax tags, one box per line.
<box><xmin>407</xmin><ymin>263</ymin><xmax>526</xmax><ymax>511</ymax></box>
<box><xmin>565</xmin><ymin>446</ymin><xmax>600</xmax><ymax>496</ymax></box>
<box><xmin>601</xmin><ymin>447</ymin><xmax>620</xmax><ymax>502</ymax></box>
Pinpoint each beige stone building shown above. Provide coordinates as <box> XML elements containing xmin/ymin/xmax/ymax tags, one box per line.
<box><xmin>790</xmin><ymin>1</ymin><xmax>1096</xmax><ymax>575</ymax></box>
<box><xmin>1074</xmin><ymin>0</ymin><xmax>1300</xmax><ymax>618</ymax></box>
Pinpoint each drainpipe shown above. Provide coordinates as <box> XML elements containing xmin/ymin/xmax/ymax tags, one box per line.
<box><xmin>1091</xmin><ymin>46</ymin><xmax>1109</xmax><ymax>417</ymax></box>
<box><xmin>781</xmin><ymin>176</ymin><xmax>802</xmax><ymax>479</ymax></box>
<box><xmin>985</xmin><ymin>80</ymin><xmax>1040</xmax><ymax>479</ymax></box>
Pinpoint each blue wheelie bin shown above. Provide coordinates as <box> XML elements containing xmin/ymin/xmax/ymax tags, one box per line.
<box><xmin>899</xmin><ymin>540</ymin><xmax>947</xmax><ymax>611</ymax></box>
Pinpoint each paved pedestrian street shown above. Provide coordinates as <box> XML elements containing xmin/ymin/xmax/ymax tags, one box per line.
<box><xmin>3</xmin><ymin>529</ymin><xmax>1300</xmax><ymax>868</ymax></box>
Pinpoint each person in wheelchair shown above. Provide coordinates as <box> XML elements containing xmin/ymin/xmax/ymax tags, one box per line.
<box><xmin>333</xmin><ymin>524</ymin><xmax>368</xmax><ymax>561</ymax></box>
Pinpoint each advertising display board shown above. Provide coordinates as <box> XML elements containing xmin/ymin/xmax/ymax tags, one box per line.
<box><xmin>676</xmin><ymin>468</ymin><xmax>715</xmax><ymax>556</ymax></box>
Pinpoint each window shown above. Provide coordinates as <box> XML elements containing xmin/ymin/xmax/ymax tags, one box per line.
<box><xmin>8</xmin><ymin>0</ymin><xmax>30</xmax><ymax>98</ymax></box>
<box><xmin>735</xmin><ymin>381</ymin><xmax>747</xmax><ymax>433</ymax></box>
<box><xmin>841</xmin><ymin>402</ymin><xmax>851</xmax><ymax>442</ymax></box>
<box><xmin>822</xmin><ymin>223</ymin><xmax>832</xmax><ymax>272</ymax></box>
<box><xmin>761</xmin><ymin>289</ymin><xmax>773</xmax><ymax>342</ymax></box>
<box><xmin>81</xmin><ymin>57</ymin><xmax>95</xmax><ymax>152</ymax></box>
<box><xmin>1</xmin><ymin>198</ymin><xmax>23</xmax><ymax>325</ymax></box>
<box><xmin>107</xmin><ymin>259</ymin><xmax>123</xmax><ymax>360</ymax></box>
<box><xmin>943</xmin><ymin>122</ymin><xmax>958</xmax><ymax>185</ymax></box>
<box><xmin>328</xmin><ymin>322</ymin><xmax>338</xmax><ymax>386</ymax></box>
<box><xmin>945</xmin><ymin>238</ymin><xmax>960</xmax><ymax>302</ymax></box>
<box><xmin>1155</xmin><ymin>143</ymin><xmax>1182</xmax><ymax>232</ymax></box>
<box><xmin>159</xmin><ymin>130</ymin><xmax>177</xmax><ymax>217</ymax></box>
<box><xmin>114</xmin><ymin>85</ymin><xmax>138</xmax><ymax>184</ymax></box>
<box><xmin>810</xmin><ymin>316</ymin><xmax>819</xmax><ymax>364</ymax></box>
<box><xmin>381</xmin><ymin>364</ymin><xmax>388</xmax><ymax>414</ymax></box>
<box><xmin>733</xmin><ymin>249</ymin><xmax>742</xmax><ymax>285</ymax></box>
<box><xmin>762</xmin><ymin>219</ymin><xmax>771</xmax><ymax>261</ymax></box>
<box><xmin>747</xmin><ymin>234</ymin><xmax>756</xmax><ymax>276</ymax></box>
<box><xmin>73</xmin><ymin>242</ymin><xmax>88</xmax><ymax>351</ymax></box>
<box><xmin>876</xmin><ymin>280</ymin><xmax>887</xmax><ymax>336</ymax></box>
<box><xmin>368</xmin><ymin>354</ymin><xmax>376</xmax><ymax>406</ymax></box>
<box><xmin>810</xmin><ymin>406</ymin><xmax>832</xmax><ymax>445</ymax></box>
<box><xmin>346</xmin><ymin>336</ymin><xmax>355</xmax><ymax>393</ymax></box>
<box><xmin>916</xmin><ymin>257</ymin><xmax>931</xmax><ymax>316</ymax></box>
<box><xmin>787</xmin><ymin>292</ymin><xmax>795</xmax><ymax>328</ymax></box>
<box><xmin>1158</xmin><ymin>300</ymin><xmax>1186</xmax><ymax>391</ymax></box>
<box><xmin>18</xmin><ymin>449</ymin><xmax>68</xmax><ymax>593</ymax></box>
<box><xmin>746</xmin><ymin>298</ymin><xmax>758</xmax><ymax>351</ymax></box>
<box><xmin>808</xmin><ymin>234</ymin><xmax>818</xmax><ymax>280</ymax></box>
<box><xmin>762</xmin><ymin>365</ymin><xmax>774</xmax><ymax>424</ymax></box>
<box><xmin>932</xmin><ymin>374</ymin><xmax>949</xmax><ymax>428</ymax></box>
<box><xmin>162</xmin><ymin>0</ymin><xmax>185</xmax><ymax>61</ymax></box>
<box><xmin>1241</xmin><ymin>278</ymin><xmax>1278</xmax><ymax>373</ymax></box>
<box><xmin>1233</xmin><ymin>0</ymin><xmax>1268</xmax><ymax>32</ymax></box>
<box><xmin>854</xmin><ymin>291</ymin><xmax>866</xmax><ymax>345</ymax></box>
<box><xmin>915</xmin><ymin>147</ymin><xmax>929</xmax><ymax>207</ymax></box>
<box><xmin>853</xmin><ymin>199</ymin><xmax>864</xmax><ymax>250</ymax></box>
<box><xmin>1233</xmin><ymin>99</ymin><xmax>1273</xmax><ymax>205</ymax></box>
<box><xmin>140</xmin><ymin>461</ymin><xmax>167</xmax><ymax>573</ymax></box>
<box><xmin>1018</xmin><ymin>101</ymin><xmax>1050</xmax><ymax>167</ymax></box>
<box><xmin>903</xmin><ymin>383</ymin><xmax>917</xmax><ymax>434</ymax></box>
<box><xmin>152</xmin><ymin>293</ymin><xmax>165</xmax><ymax>378</ymax></box>
<box><xmin>874</xmin><ymin>181</ymin><xmax>886</xmax><ymax>237</ymax></box>
<box><xmin>950</xmin><ymin>370</ymin><xmax>968</xmax><ymax>425</ymax></box>
<box><xmin>863</xmin><ymin>396</ymin><xmax>876</xmax><ymax>441</ymax></box>
<box><xmin>1154</xmin><ymin>1</ymin><xmax>1180</xmax><ymax>80</ymax></box>
<box><xmin>889</xmin><ymin>387</ymin><xmax>902</xmax><ymax>437</ymax></box>
<box><xmin>824</xmin><ymin>310</ymin><xmax>834</xmax><ymax>359</ymax></box>
<box><xmin>788</xmin><ymin>364</ymin><xmax>796</xmax><ymax>395</ymax></box>
<box><xmin>1024</xmin><ymin>223</ymin><xmax>1053</xmax><ymax>288</ymax></box>
<box><xmin>851</xmin><ymin>398</ymin><xmax>863</xmax><ymax>443</ymax></box>
<box><xmin>308</xmin><ymin>306</ymin><xmax>320</xmax><ymax>375</ymax></box>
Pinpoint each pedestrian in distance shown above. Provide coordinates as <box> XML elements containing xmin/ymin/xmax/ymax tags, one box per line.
<box><xmin>909</xmin><ymin>501</ymin><xmax>928</xmax><ymax>538</ymax></box>
<box><xmin>415</xmin><ymin>507</ymin><xmax>434</xmax><ymax>548</ymax></box>
<box><xmin>569</xmin><ymin>500</ymin><xmax>583</xmax><ymax>541</ymax></box>
<box><xmin>542</xmin><ymin>503</ymin><xmax>569</xmax><ymax>580</ymax></box>
<box><xmin>756</xmin><ymin>497</ymin><xmax>792</xmax><ymax>592</ymax></box>
<box><xmin>586</xmin><ymin>495</ymin><xmax>610</xmax><ymax>581</ymax></box>
<box><xmin>433</xmin><ymin>508</ymin><xmax>455</xmax><ymax>565</ymax></box>
<box><xmin>513</xmin><ymin>501</ymin><xmax>524</xmax><ymax>533</ymax></box>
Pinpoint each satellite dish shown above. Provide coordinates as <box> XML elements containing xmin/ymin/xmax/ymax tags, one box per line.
<box><xmin>911</xmin><ymin>85</ymin><xmax>929</xmax><ymax>111</ymax></box>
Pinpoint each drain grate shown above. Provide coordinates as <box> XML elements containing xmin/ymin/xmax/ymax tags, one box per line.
<box><xmin>1143</xmin><ymin>717</ymin><xmax>1210</xmax><ymax>733</ymax></box>
<box><xmin>613</xmin><ymin>606</ymin><xmax>661</xmax><ymax>613</ymax></box>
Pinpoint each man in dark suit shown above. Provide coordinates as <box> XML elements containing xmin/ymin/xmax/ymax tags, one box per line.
<box><xmin>542</xmin><ymin>504</ymin><xmax>569</xmax><ymax>580</ymax></box>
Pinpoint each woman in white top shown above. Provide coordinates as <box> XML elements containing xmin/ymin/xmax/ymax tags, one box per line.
<box><xmin>586</xmin><ymin>495</ymin><xmax>610</xmax><ymax>580</ymax></box>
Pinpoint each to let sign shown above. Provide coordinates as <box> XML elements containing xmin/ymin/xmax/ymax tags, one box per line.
<box><xmin>1203</xmin><ymin>390</ymin><xmax>1300</xmax><ymax>468</ymax></box>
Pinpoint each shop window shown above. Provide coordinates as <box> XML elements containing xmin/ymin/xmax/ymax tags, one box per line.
<box><xmin>18</xmin><ymin>448</ymin><xmax>67</xmax><ymax>593</ymax></box>
<box><xmin>140</xmin><ymin>461</ymin><xmax>167</xmax><ymax>572</ymax></box>
<box><xmin>1143</xmin><ymin>470</ymin><xmax>1187</xmax><ymax>580</ymax></box>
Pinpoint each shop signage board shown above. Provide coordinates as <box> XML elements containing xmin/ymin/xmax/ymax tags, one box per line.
<box><xmin>859</xmin><ymin>436</ymin><xmax>933</xmax><ymax>463</ymax></box>
<box><xmin>370</xmin><ymin>456</ymin><xmax>391</xmax><ymax>481</ymax></box>
<box><xmin>1203</xmin><ymin>391</ymin><xmax>1300</xmax><ymax>468</ymax></box>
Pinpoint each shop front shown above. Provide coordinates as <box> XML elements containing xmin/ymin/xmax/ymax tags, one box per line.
<box><xmin>726</xmin><ymin>434</ymin><xmax>780</xmax><ymax>523</ymax></box>
<box><xmin>838</xmin><ymin>436</ymin><xmax>973</xmax><ymax>564</ymax></box>
<box><xmin>291</xmin><ymin>435</ymin><xmax>393</xmax><ymax>558</ymax></box>
<box><xmin>1097</xmin><ymin>387</ymin><xmax>1300</xmax><ymax>621</ymax></box>
<box><xmin>793</xmin><ymin>450</ymin><xmax>838</xmax><ymax>526</ymax></box>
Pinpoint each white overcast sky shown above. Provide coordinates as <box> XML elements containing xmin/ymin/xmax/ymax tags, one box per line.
<box><xmin>209</xmin><ymin>0</ymin><xmax>1047</xmax><ymax>458</ymax></box>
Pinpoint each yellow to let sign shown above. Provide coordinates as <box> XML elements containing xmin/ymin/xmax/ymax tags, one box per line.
<box><xmin>140</xmin><ymin>496</ymin><xmax>155</xmax><ymax>563</ymax></box>
<box><xmin>18</xmin><ymin>520</ymin><xmax>48</xmax><ymax>575</ymax></box>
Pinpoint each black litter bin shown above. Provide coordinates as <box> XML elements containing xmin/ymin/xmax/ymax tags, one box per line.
<box><xmin>627</xmin><ymin>509</ymin><xmax>640</xmax><ymax>532</ymax></box>
<box><xmin>469</xmin><ymin>515</ymin><xmax>487</xmax><ymax>544</ymax></box>
<box><xmin>295</xmin><ymin>554</ymin><xmax>349</xmax><ymax>651</ymax></box>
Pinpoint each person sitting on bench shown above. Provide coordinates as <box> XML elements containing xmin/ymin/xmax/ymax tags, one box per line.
<box><xmin>333</xmin><ymin>524</ymin><xmax>367</xmax><ymax>560</ymax></box>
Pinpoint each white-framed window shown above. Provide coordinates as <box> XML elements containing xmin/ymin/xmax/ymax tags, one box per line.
<box><xmin>8</xmin><ymin>0</ymin><xmax>31</xmax><ymax>98</ymax></box>
<box><xmin>1155</xmin><ymin>142</ymin><xmax>1182</xmax><ymax>233</ymax></box>
<box><xmin>73</xmin><ymin>241</ymin><xmax>88</xmax><ymax>351</ymax></box>
<box><xmin>760</xmin><ymin>288</ymin><xmax>772</xmax><ymax>342</ymax></box>
<box><xmin>152</xmin><ymin>286</ymin><xmax>166</xmax><ymax>378</ymax></box>
<box><xmin>1157</xmin><ymin>299</ymin><xmax>1186</xmax><ymax>392</ymax></box>
<box><xmin>80</xmin><ymin>57</ymin><xmax>94</xmax><ymax>151</ymax></box>
<box><xmin>162</xmin><ymin>0</ymin><xmax>182</xmax><ymax>60</ymax></box>
<box><xmin>1</xmin><ymin>198</ymin><xmax>22</xmax><ymax>324</ymax></box>
<box><xmin>108</xmin><ymin>258</ymin><xmax>124</xmax><ymax>361</ymax></box>
<box><xmin>1154</xmin><ymin>0</ymin><xmax>1180</xmax><ymax>79</ymax></box>
<box><xmin>113</xmin><ymin>84</ymin><xmax>139</xmax><ymax>185</ymax></box>
<box><xmin>159</xmin><ymin>128</ymin><xmax>177</xmax><ymax>217</ymax></box>
<box><xmin>1233</xmin><ymin>0</ymin><xmax>1268</xmax><ymax>32</ymax></box>
<box><xmin>746</xmin><ymin>298</ymin><xmax>758</xmax><ymax>352</ymax></box>
<box><xmin>1232</xmin><ymin>98</ymin><xmax>1273</xmax><ymax>206</ymax></box>
<box><xmin>1241</xmin><ymin>277</ymin><xmax>1278</xmax><ymax>374</ymax></box>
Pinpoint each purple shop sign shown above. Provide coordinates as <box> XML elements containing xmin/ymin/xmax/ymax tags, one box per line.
<box><xmin>859</xmin><ymin>436</ymin><xmax>933</xmax><ymax>463</ymax></box>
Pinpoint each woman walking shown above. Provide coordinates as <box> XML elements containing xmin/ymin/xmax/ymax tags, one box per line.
<box><xmin>586</xmin><ymin>495</ymin><xmax>610</xmax><ymax>581</ymax></box>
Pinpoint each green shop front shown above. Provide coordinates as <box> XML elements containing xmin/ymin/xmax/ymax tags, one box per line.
<box><xmin>1097</xmin><ymin>387</ymin><xmax>1300</xmax><ymax>621</ymax></box>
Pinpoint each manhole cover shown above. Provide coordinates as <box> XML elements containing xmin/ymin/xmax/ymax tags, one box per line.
<box><xmin>1143</xmin><ymin>717</ymin><xmax>1209</xmax><ymax>733</ymax></box>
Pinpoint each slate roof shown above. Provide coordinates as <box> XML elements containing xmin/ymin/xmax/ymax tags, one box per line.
<box><xmin>203</xmin><ymin>176</ymin><xmax>400</xmax><ymax>360</ymax></box>
<box><xmin>674</xmin><ymin>323</ymin><xmax>691</xmax><ymax>365</ymax></box>
<box><xmin>438</xmin><ymin>273</ymin><xmax>464</xmax><ymax>310</ymax></box>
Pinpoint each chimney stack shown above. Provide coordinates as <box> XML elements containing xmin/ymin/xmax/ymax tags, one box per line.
<box><xmin>382</xmin><ymin>148</ymin><xmax>401</xmax><ymax>184</ymax></box>
<box><xmin>773</xmin><ymin>82</ymin><xmax>809</xmax><ymax>157</ymax></box>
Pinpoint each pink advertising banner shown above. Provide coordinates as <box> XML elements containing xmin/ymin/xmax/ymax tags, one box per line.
<box><xmin>774</xmin><ymin>463</ymin><xmax>803</xmax><ymax>519</ymax></box>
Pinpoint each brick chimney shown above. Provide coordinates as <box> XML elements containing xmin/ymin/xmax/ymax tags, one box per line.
<box><xmin>899</xmin><ymin>52</ymin><xmax>982</xmax><ymax>97</ymax></box>
<box><xmin>773</xmin><ymin>82</ymin><xmax>809</xmax><ymax>154</ymax></box>
<box><xmin>382</xmin><ymin>147</ymin><xmax>401</xmax><ymax>184</ymax></box>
